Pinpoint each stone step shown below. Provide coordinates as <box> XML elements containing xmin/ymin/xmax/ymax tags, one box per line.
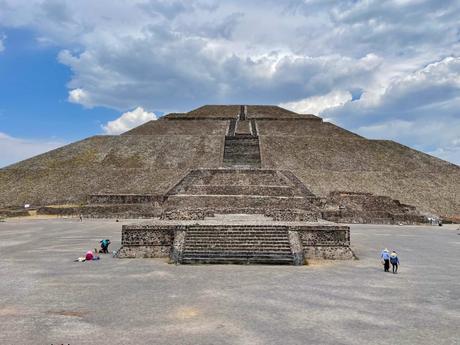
<box><xmin>225</xmin><ymin>135</ymin><xmax>258</xmax><ymax>140</ymax></box>
<box><xmin>181</xmin><ymin>185</ymin><xmax>297</xmax><ymax>196</ymax></box>
<box><xmin>185</xmin><ymin>242</ymin><xmax>291</xmax><ymax>247</ymax></box>
<box><xmin>224</xmin><ymin>142</ymin><xmax>260</xmax><ymax>147</ymax></box>
<box><xmin>186</xmin><ymin>228</ymin><xmax>287</xmax><ymax>231</ymax></box>
<box><xmin>184</xmin><ymin>246</ymin><xmax>291</xmax><ymax>251</ymax></box>
<box><xmin>223</xmin><ymin>133</ymin><xmax>261</xmax><ymax>168</ymax></box>
<box><xmin>186</xmin><ymin>234</ymin><xmax>289</xmax><ymax>237</ymax></box>
<box><xmin>223</xmin><ymin>147</ymin><xmax>259</xmax><ymax>153</ymax></box>
<box><xmin>185</xmin><ymin>233</ymin><xmax>289</xmax><ymax>236</ymax></box>
<box><xmin>184</xmin><ymin>250</ymin><xmax>292</xmax><ymax>255</ymax></box>
<box><xmin>182</xmin><ymin>252</ymin><xmax>293</xmax><ymax>258</ymax></box>
<box><xmin>186</xmin><ymin>226</ymin><xmax>287</xmax><ymax>230</ymax></box>
<box><xmin>186</xmin><ymin>233</ymin><xmax>290</xmax><ymax>236</ymax></box>
<box><xmin>223</xmin><ymin>156</ymin><xmax>261</xmax><ymax>163</ymax></box>
<box><xmin>222</xmin><ymin>152</ymin><xmax>260</xmax><ymax>159</ymax></box>
<box><xmin>165</xmin><ymin>195</ymin><xmax>309</xmax><ymax>209</ymax></box>
<box><xmin>235</xmin><ymin>119</ymin><xmax>252</xmax><ymax>134</ymax></box>
<box><xmin>180</xmin><ymin>221</ymin><xmax>294</xmax><ymax>264</ymax></box>
<box><xmin>185</xmin><ymin>237</ymin><xmax>290</xmax><ymax>242</ymax></box>
<box><xmin>182</xmin><ymin>251</ymin><xmax>292</xmax><ymax>259</ymax></box>
<box><xmin>180</xmin><ymin>257</ymin><xmax>294</xmax><ymax>265</ymax></box>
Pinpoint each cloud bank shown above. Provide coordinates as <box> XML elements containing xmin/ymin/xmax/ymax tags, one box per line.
<box><xmin>0</xmin><ymin>0</ymin><xmax>459</xmax><ymax>163</ymax></box>
<box><xmin>0</xmin><ymin>33</ymin><xmax>5</xmax><ymax>52</ymax></box>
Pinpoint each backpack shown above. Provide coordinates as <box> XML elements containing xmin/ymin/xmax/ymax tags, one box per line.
<box><xmin>390</xmin><ymin>256</ymin><xmax>398</xmax><ymax>264</ymax></box>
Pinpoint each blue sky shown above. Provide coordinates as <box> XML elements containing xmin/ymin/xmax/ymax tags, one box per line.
<box><xmin>0</xmin><ymin>29</ymin><xmax>118</xmax><ymax>140</ymax></box>
<box><xmin>0</xmin><ymin>0</ymin><xmax>459</xmax><ymax>167</ymax></box>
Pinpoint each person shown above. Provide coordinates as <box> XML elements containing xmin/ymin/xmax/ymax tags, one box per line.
<box><xmin>380</xmin><ymin>248</ymin><xmax>390</xmax><ymax>272</ymax></box>
<box><xmin>390</xmin><ymin>251</ymin><xmax>399</xmax><ymax>274</ymax></box>
<box><xmin>100</xmin><ymin>239</ymin><xmax>111</xmax><ymax>253</ymax></box>
<box><xmin>85</xmin><ymin>250</ymin><xmax>94</xmax><ymax>261</ymax></box>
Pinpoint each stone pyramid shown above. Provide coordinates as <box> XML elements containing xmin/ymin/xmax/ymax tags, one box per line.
<box><xmin>1</xmin><ymin>105</ymin><xmax>459</xmax><ymax>222</ymax></box>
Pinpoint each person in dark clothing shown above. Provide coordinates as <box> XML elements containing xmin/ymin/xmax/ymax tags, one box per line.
<box><xmin>381</xmin><ymin>248</ymin><xmax>390</xmax><ymax>272</ymax></box>
<box><xmin>390</xmin><ymin>251</ymin><xmax>400</xmax><ymax>274</ymax></box>
<box><xmin>100</xmin><ymin>239</ymin><xmax>111</xmax><ymax>253</ymax></box>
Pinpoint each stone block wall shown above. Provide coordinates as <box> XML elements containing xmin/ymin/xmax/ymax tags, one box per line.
<box><xmin>265</xmin><ymin>209</ymin><xmax>320</xmax><ymax>222</ymax></box>
<box><xmin>321</xmin><ymin>191</ymin><xmax>428</xmax><ymax>224</ymax></box>
<box><xmin>37</xmin><ymin>204</ymin><xmax>162</xmax><ymax>218</ymax></box>
<box><xmin>118</xmin><ymin>225</ymin><xmax>176</xmax><ymax>258</ymax></box>
<box><xmin>87</xmin><ymin>194</ymin><xmax>165</xmax><ymax>205</ymax></box>
<box><xmin>294</xmin><ymin>225</ymin><xmax>354</xmax><ymax>260</ymax></box>
<box><xmin>118</xmin><ymin>223</ymin><xmax>355</xmax><ymax>262</ymax></box>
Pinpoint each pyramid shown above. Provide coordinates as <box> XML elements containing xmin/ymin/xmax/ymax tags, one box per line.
<box><xmin>0</xmin><ymin>105</ymin><xmax>459</xmax><ymax>222</ymax></box>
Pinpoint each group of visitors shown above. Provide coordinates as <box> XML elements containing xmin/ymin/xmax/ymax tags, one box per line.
<box><xmin>380</xmin><ymin>248</ymin><xmax>399</xmax><ymax>273</ymax></box>
<box><xmin>75</xmin><ymin>239</ymin><xmax>111</xmax><ymax>262</ymax></box>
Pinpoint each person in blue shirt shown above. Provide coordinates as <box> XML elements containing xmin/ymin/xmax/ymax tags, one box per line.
<box><xmin>380</xmin><ymin>248</ymin><xmax>390</xmax><ymax>272</ymax></box>
<box><xmin>390</xmin><ymin>251</ymin><xmax>400</xmax><ymax>274</ymax></box>
<box><xmin>100</xmin><ymin>239</ymin><xmax>111</xmax><ymax>253</ymax></box>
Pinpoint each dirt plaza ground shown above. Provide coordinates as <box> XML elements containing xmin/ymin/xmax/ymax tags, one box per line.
<box><xmin>0</xmin><ymin>219</ymin><xmax>459</xmax><ymax>345</ymax></box>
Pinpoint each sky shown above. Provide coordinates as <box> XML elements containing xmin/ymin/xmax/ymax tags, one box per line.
<box><xmin>0</xmin><ymin>0</ymin><xmax>459</xmax><ymax>167</ymax></box>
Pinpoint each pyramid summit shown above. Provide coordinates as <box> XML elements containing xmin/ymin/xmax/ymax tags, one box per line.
<box><xmin>0</xmin><ymin>104</ymin><xmax>459</xmax><ymax>222</ymax></box>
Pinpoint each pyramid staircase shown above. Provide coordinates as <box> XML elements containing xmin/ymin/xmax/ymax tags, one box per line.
<box><xmin>223</xmin><ymin>105</ymin><xmax>261</xmax><ymax>168</ymax></box>
<box><xmin>180</xmin><ymin>225</ymin><xmax>295</xmax><ymax>264</ymax></box>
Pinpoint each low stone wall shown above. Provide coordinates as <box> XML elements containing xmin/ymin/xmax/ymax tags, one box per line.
<box><xmin>322</xmin><ymin>191</ymin><xmax>429</xmax><ymax>225</ymax></box>
<box><xmin>38</xmin><ymin>205</ymin><xmax>162</xmax><ymax>218</ymax></box>
<box><xmin>118</xmin><ymin>223</ymin><xmax>354</xmax><ymax>262</ymax></box>
<box><xmin>321</xmin><ymin>210</ymin><xmax>427</xmax><ymax>225</ymax></box>
<box><xmin>0</xmin><ymin>209</ymin><xmax>30</xmax><ymax>218</ymax></box>
<box><xmin>304</xmin><ymin>246</ymin><xmax>355</xmax><ymax>260</ymax></box>
<box><xmin>160</xmin><ymin>207</ymin><xmax>320</xmax><ymax>221</ymax></box>
<box><xmin>161</xmin><ymin>208</ymin><xmax>214</xmax><ymax>220</ymax></box>
<box><xmin>118</xmin><ymin>225</ymin><xmax>176</xmax><ymax>258</ymax></box>
<box><xmin>165</xmin><ymin>195</ymin><xmax>310</xmax><ymax>210</ymax></box>
<box><xmin>294</xmin><ymin>225</ymin><xmax>354</xmax><ymax>260</ymax></box>
<box><xmin>37</xmin><ymin>207</ymin><xmax>81</xmax><ymax>216</ymax></box>
<box><xmin>265</xmin><ymin>209</ymin><xmax>320</xmax><ymax>222</ymax></box>
<box><xmin>87</xmin><ymin>194</ymin><xmax>165</xmax><ymax>205</ymax></box>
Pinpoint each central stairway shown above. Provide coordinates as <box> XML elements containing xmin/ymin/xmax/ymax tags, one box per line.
<box><xmin>180</xmin><ymin>225</ymin><xmax>295</xmax><ymax>264</ymax></box>
<box><xmin>223</xmin><ymin>135</ymin><xmax>261</xmax><ymax>168</ymax></box>
<box><xmin>223</xmin><ymin>105</ymin><xmax>261</xmax><ymax>168</ymax></box>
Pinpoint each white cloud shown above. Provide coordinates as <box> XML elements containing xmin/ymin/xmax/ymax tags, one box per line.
<box><xmin>68</xmin><ymin>88</ymin><xmax>92</xmax><ymax>106</ymax></box>
<box><xmin>320</xmin><ymin>57</ymin><xmax>460</xmax><ymax>164</ymax></box>
<box><xmin>0</xmin><ymin>33</ymin><xmax>5</xmax><ymax>52</ymax></box>
<box><xmin>0</xmin><ymin>132</ymin><xmax>66</xmax><ymax>168</ymax></box>
<box><xmin>102</xmin><ymin>107</ymin><xmax>157</xmax><ymax>135</ymax></box>
<box><xmin>280</xmin><ymin>90</ymin><xmax>352</xmax><ymax>115</ymax></box>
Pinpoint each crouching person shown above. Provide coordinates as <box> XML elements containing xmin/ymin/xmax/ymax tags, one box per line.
<box><xmin>100</xmin><ymin>239</ymin><xmax>111</xmax><ymax>254</ymax></box>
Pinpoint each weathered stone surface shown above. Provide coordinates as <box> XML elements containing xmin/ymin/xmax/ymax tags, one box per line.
<box><xmin>119</xmin><ymin>221</ymin><xmax>354</xmax><ymax>263</ymax></box>
<box><xmin>2</xmin><ymin>105</ymin><xmax>457</xmax><ymax>218</ymax></box>
<box><xmin>38</xmin><ymin>204</ymin><xmax>162</xmax><ymax>218</ymax></box>
<box><xmin>321</xmin><ymin>191</ymin><xmax>428</xmax><ymax>224</ymax></box>
<box><xmin>117</xmin><ymin>245</ymin><xmax>171</xmax><ymax>258</ymax></box>
<box><xmin>0</xmin><ymin>209</ymin><xmax>29</xmax><ymax>217</ymax></box>
<box><xmin>87</xmin><ymin>194</ymin><xmax>165</xmax><ymax>205</ymax></box>
<box><xmin>303</xmin><ymin>246</ymin><xmax>355</xmax><ymax>260</ymax></box>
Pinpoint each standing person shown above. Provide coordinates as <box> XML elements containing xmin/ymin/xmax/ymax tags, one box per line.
<box><xmin>390</xmin><ymin>251</ymin><xmax>399</xmax><ymax>274</ymax></box>
<box><xmin>381</xmin><ymin>248</ymin><xmax>390</xmax><ymax>272</ymax></box>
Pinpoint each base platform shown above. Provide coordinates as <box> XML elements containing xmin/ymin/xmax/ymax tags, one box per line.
<box><xmin>118</xmin><ymin>214</ymin><xmax>355</xmax><ymax>264</ymax></box>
